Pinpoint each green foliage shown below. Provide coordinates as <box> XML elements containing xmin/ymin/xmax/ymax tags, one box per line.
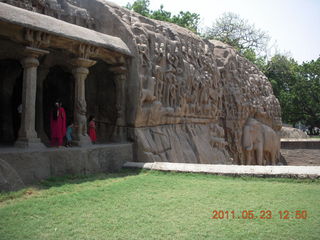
<box><xmin>171</xmin><ymin>11</ymin><xmax>200</xmax><ymax>33</ymax></box>
<box><xmin>242</xmin><ymin>48</ymin><xmax>267</xmax><ymax>71</ymax></box>
<box><xmin>125</xmin><ymin>1</ymin><xmax>200</xmax><ymax>33</ymax></box>
<box><xmin>265</xmin><ymin>55</ymin><xmax>320</xmax><ymax>128</ymax></box>
<box><xmin>1</xmin><ymin>170</ymin><xmax>320</xmax><ymax>239</ymax></box>
<box><xmin>125</xmin><ymin>0</ymin><xmax>151</xmax><ymax>16</ymax></box>
<box><xmin>150</xmin><ymin>4</ymin><xmax>171</xmax><ymax>21</ymax></box>
<box><xmin>293</xmin><ymin>58</ymin><xmax>320</xmax><ymax>127</ymax></box>
<box><xmin>265</xmin><ymin>55</ymin><xmax>300</xmax><ymax>124</ymax></box>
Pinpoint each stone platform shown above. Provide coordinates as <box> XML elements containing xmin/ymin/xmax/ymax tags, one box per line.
<box><xmin>281</xmin><ymin>138</ymin><xmax>320</xmax><ymax>149</ymax></box>
<box><xmin>124</xmin><ymin>162</ymin><xmax>320</xmax><ymax>178</ymax></box>
<box><xmin>0</xmin><ymin>143</ymin><xmax>133</xmax><ymax>190</ymax></box>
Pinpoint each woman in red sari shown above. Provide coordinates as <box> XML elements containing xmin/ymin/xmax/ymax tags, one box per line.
<box><xmin>50</xmin><ymin>101</ymin><xmax>67</xmax><ymax>147</ymax></box>
<box><xmin>88</xmin><ymin>115</ymin><xmax>97</xmax><ymax>144</ymax></box>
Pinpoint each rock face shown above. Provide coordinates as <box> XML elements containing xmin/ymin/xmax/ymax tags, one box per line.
<box><xmin>280</xmin><ymin>127</ymin><xmax>309</xmax><ymax>139</ymax></box>
<box><xmin>1</xmin><ymin>0</ymin><xmax>282</xmax><ymax>165</ymax></box>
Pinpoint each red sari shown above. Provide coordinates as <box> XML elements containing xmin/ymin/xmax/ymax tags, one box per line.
<box><xmin>88</xmin><ymin>120</ymin><xmax>96</xmax><ymax>143</ymax></box>
<box><xmin>50</xmin><ymin>107</ymin><xmax>66</xmax><ymax>146</ymax></box>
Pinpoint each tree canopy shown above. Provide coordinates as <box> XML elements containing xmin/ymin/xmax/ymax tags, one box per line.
<box><xmin>125</xmin><ymin>0</ymin><xmax>200</xmax><ymax>33</ymax></box>
<box><xmin>204</xmin><ymin>12</ymin><xmax>270</xmax><ymax>56</ymax></box>
<box><xmin>265</xmin><ymin>55</ymin><xmax>320</xmax><ymax>129</ymax></box>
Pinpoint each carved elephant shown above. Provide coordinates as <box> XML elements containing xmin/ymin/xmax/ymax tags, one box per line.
<box><xmin>242</xmin><ymin>118</ymin><xmax>280</xmax><ymax>165</ymax></box>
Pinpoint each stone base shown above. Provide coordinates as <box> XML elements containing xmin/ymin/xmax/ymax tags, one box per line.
<box><xmin>112</xmin><ymin>126</ymin><xmax>127</xmax><ymax>142</ymax></box>
<box><xmin>0</xmin><ymin>143</ymin><xmax>133</xmax><ymax>191</ymax></box>
<box><xmin>14</xmin><ymin>137</ymin><xmax>45</xmax><ymax>149</ymax></box>
<box><xmin>281</xmin><ymin>139</ymin><xmax>320</xmax><ymax>149</ymax></box>
<box><xmin>73</xmin><ymin>135</ymin><xmax>92</xmax><ymax>147</ymax></box>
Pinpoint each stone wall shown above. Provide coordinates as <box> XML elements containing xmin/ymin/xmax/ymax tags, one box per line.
<box><xmin>1</xmin><ymin>0</ymin><xmax>282</xmax><ymax>165</ymax></box>
<box><xmin>0</xmin><ymin>143</ymin><xmax>133</xmax><ymax>190</ymax></box>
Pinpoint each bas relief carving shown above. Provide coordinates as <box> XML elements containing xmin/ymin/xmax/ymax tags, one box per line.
<box><xmin>127</xmin><ymin>11</ymin><xmax>281</xmax><ymax>164</ymax></box>
<box><xmin>2</xmin><ymin>0</ymin><xmax>282</xmax><ymax>165</ymax></box>
<box><xmin>243</xmin><ymin>118</ymin><xmax>280</xmax><ymax>165</ymax></box>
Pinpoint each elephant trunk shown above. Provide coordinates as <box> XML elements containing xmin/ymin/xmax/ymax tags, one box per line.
<box><xmin>243</xmin><ymin>126</ymin><xmax>253</xmax><ymax>151</ymax></box>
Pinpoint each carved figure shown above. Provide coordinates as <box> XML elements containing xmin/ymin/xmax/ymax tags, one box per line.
<box><xmin>75</xmin><ymin>99</ymin><xmax>87</xmax><ymax>136</ymax></box>
<box><xmin>242</xmin><ymin>118</ymin><xmax>280</xmax><ymax>165</ymax></box>
<box><xmin>141</xmin><ymin>76</ymin><xmax>156</xmax><ymax>104</ymax></box>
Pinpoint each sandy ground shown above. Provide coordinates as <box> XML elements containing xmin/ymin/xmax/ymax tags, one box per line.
<box><xmin>281</xmin><ymin>149</ymin><xmax>320</xmax><ymax>166</ymax></box>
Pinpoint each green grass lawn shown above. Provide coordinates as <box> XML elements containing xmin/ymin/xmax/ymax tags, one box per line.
<box><xmin>309</xmin><ymin>135</ymin><xmax>320</xmax><ymax>138</ymax></box>
<box><xmin>0</xmin><ymin>169</ymin><xmax>319</xmax><ymax>240</ymax></box>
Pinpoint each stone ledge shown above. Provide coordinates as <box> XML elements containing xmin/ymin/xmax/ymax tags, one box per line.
<box><xmin>281</xmin><ymin>138</ymin><xmax>319</xmax><ymax>142</ymax></box>
<box><xmin>123</xmin><ymin>162</ymin><xmax>320</xmax><ymax>178</ymax></box>
<box><xmin>281</xmin><ymin>139</ymin><xmax>320</xmax><ymax>149</ymax></box>
<box><xmin>0</xmin><ymin>143</ymin><xmax>133</xmax><ymax>189</ymax></box>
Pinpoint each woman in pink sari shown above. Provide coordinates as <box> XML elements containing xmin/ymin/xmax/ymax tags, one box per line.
<box><xmin>88</xmin><ymin>115</ymin><xmax>97</xmax><ymax>144</ymax></box>
<box><xmin>50</xmin><ymin>101</ymin><xmax>67</xmax><ymax>147</ymax></box>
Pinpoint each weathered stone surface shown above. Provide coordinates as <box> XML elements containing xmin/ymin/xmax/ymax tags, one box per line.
<box><xmin>280</xmin><ymin>127</ymin><xmax>309</xmax><ymax>139</ymax></box>
<box><xmin>0</xmin><ymin>159</ymin><xmax>24</xmax><ymax>191</ymax></box>
<box><xmin>281</xmin><ymin>139</ymin><xmax>320</xmax><ymax>149</ymax></box>
<box><xmin>0</xmin><ymin>0</ymin><xmax>282</xmax><ymax>166</ymax></box>
<box><xmin>281</xmin><ymin>149</ymin><xmax>320</xmax><ymax>166</ymax></box>
<box><xmin>243</xmin><ymin>118</ymin><xmax>280</xmax><ymax>165</ymax></box>
<box><xmin>0</xmin><ymin>143</ymin><xmax>132</xmax><ymax>189</ymax></box>
<box><xmin>0</xmin><ymin>2</ymin><xmax>131</xmax><ymax>56</ymax></box>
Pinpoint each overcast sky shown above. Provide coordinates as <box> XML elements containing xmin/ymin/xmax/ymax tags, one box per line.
<box><xmin>111</xmin><ymin>0</ymin><xmax>320</xmax><ymax>63</ymax></box>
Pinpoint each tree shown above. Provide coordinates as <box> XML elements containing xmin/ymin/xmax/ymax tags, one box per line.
<box><xmin>242</xmin><ymin>48</ymin><xmax>267</xmax><ymax>71</ymax></box>
<box><xmin>204</xmin><ymin>12</ymin><xmax>270</xmax><ymax>56</ymax></box>
<box><xmin>265</xmin><ymin>55</ymin><xmax>320</xmax><ymax>130</ymax></box>
<box><xmin>125</xmin><ymin>0</ymin><xmax>150</xmax><ymax>17</ymax></box>
<box><xmin>151</xmin><ymin>4</ymin><xmax>172</xmax><ymax>21</ymax></box>
<box><xmin>264</xmin><ymin>55</ymin><xmax>299</xmax><ymax>124</ymax></box>
<box><xmin>125</xmin><ymin>1</ymin><xmax>200</xmax><ymax>33</ymax></box>
<box><xmin>171</xmin><ymin>11</ymin><xmax>200</xmax><ymax>33</ymax></box>
<box><xmin>292</xmin><ymin>58</ymin><xmax>320</xmax><ymax>129</ymax></box>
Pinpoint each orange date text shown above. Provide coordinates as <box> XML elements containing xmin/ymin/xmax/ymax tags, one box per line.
<box><xmin>211</xmin><ymin>210</ymin><xmax>308</xmax><ymax>220</ymax></box>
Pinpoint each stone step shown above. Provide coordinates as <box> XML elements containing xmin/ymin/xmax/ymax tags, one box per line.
<box><xmin>123</xmin><ymin>162</ymin><xmax>320</xmax><ymax>178</ymax></box>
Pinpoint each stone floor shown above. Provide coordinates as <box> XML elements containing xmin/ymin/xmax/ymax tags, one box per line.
<box><xmin>281</xmin><ymin>149</ymin><xmax>320</xmax><ymax>166</ymax></box>
<box><xmin>124</xmin><ymin>162</ymin><xmax>320</xmax><ymax>178</ymax></box>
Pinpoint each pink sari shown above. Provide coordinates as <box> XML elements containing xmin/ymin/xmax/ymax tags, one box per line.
<box><xmin>50</xmin><ymin>107</ymin><xmax>66</xmax><ymax>146</ymax></box>
<box><xmin>88</xmin><ymin>120</ymin><xmax>96</xmax><ymax>143</ymax></box>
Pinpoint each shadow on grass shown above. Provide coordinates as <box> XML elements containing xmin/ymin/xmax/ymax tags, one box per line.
<box><xmin>1</xmin><ymin>168</ymin><xmax>319</xmax><ymax>203</ymax></box>
<box><xmin>0</xmin><ymin>168</ymin><xmax>145</xmax><ymax>203</ymax></box>
<box><xmin>39</xmin><ymin>168</ymin><xmax>145</xmax><ymax>188</ymax></box>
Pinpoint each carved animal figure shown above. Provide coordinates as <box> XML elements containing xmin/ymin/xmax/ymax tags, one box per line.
<box><xmin>141</xmin><ymin>76</ymin><xmax>156</xmax><ymax>104</ymax></box>
<box><xmin>242</xmin><ymin>118</ymin><xmax>280</xmax><ymax>165</ymax></box>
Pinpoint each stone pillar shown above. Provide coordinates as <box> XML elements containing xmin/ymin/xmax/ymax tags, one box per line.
<box><xmin>15</xmin><ymin>47</ymin><xmax>49</xmax><ymax>148</ymax></box>
<box><xmin>36</xmin><ymin>66</ymin><xmax>50</xmax><ymax>145</ymax></box>
<box><xmin>111</xmin><ymin>67</ymin><xmax>127</xmax><ymax>142</ymax></box>
<box><xmin>71</xmin><ymin>58</ymin><xmax>96</xmax><ymax>147</ymax></box>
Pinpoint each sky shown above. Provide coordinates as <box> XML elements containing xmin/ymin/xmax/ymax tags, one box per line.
<box><xmin>111</xmin><ymin>0</ymin><xmax>320</xmax><ymax>63</ymax></box>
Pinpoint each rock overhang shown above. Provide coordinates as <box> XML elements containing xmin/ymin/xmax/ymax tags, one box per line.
<box><xmin>0</xmin><ymin>2</ymin><xmax>132</xmax><ymax>59</ymax></box>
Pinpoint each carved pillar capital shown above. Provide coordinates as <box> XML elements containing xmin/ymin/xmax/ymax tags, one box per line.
<box><xmin>21</xmin><ymin>57</ymin><xmax>39</xmax><ymax>69</ymax></box>
<box><xmin>75</xmin><ymin>43</ymin><xmax>99</xmax><ymax>59</ymax></box>
<box><xmin>72</xmin><ymin>67</ymin><xmax>89</xmax><ymax>76</ymax></box>
<box><xmin>24</xmin><ymin>29</ymin><xmax>51</xmax><ymax>49</ymax></box>
<box><xmin>71</xmin><ymin>57</ymin><xmax>96</xmax><ymax>69</ymax></box>
<box><xmin>23</xmin><ymin>46</ymin><xmax>49</xmax><ymax>60</ymax></box>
